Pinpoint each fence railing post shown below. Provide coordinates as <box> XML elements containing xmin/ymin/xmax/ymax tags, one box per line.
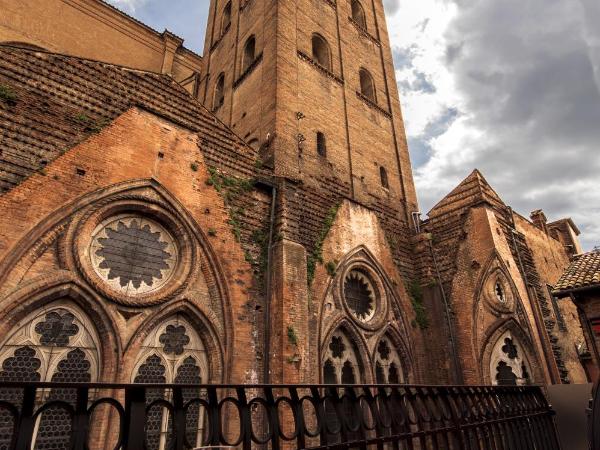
<box><xmin>70</xmin><ymin>386</ymin><xmax>89</xmax><ymax>450</ymax></box>
<box><xmin>122</xmin><ymin>386</ymin><xmax>146</xmax><ymax>450</ymax></box>
<box><xmin>13</xmin><ymin>386</ymin><xmax>36</xmax><ymax>450</ymax></box>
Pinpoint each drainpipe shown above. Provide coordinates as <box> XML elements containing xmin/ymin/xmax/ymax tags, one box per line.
<box><xmin>262</xmin><ymin>185</ymin><xmax>277</xmax><ymax>383</ymax></box>
<box><xmin>428</xmin><ymin>240</ymin><xmax>464</xmax><ymax>384</ymax></box>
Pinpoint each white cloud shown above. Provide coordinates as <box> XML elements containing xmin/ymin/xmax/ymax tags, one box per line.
<box><xmin>106</xmin><ymin>0</ymin><xmax>149</xmax><ymax>13</ymax></box>
<box><xmin>385</xmin><ymin>0</ymin><xmax>600</xmax><ymax>250</ymax></box>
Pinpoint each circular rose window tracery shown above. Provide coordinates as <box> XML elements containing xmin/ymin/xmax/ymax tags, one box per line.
<box><xmin>344</xmin><ymin>270</ymin><xmax>377</xmax><ymax>322</ymax></box>
<box><xmin>90</xmin><ymin>215</ymin><xmax>178</xmax><ymax>295</ymax></box>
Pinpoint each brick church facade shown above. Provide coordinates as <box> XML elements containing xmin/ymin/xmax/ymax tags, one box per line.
<box><xmin>0</xmin><ymin>0</ymin><xmax>592</xmax><ymax>445</ymax></box>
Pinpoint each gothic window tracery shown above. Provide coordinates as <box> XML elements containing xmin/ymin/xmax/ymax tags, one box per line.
<box><xmin>132</xmin><ymin>317</ymin><xmax>208</xmax><ymax>450</ymax></box>
<box><xmin>90</xmin><ymin>214</ymin><xmax>178</xmax><ymax>295</ymax></box>
<box><xmin>0</xmin><ymin>302</ymin><xmax>100</xmax><ymax>450</ymax></box>
<box><xmin>489</xmin><ymin>331</ymin><xmax>533</xmax><ymax>386</ymax></box>
<box><xmin>374</xmin><ymin>336</ymin><xmax>404</xmax><ymax>384</ymax></box>
<box><xmin>344</xmin><ymin>269</ymin><xmax>376</xmax><ymax>322</ymax></box>
<box><xmin>322</xmin><ymin>331</ymin><xmax>362</xmax><ymax>384</ymax></box>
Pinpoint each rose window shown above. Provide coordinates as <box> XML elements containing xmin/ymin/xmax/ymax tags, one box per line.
<box><xmin>90</xmin><ymin>215</ymin><xmax>178</xmax><ymax>295</ymax></box>
<box><xmin>344</xmin><ymin>270</ymin><xmax>376</xmax><ymax>321</ymax></box>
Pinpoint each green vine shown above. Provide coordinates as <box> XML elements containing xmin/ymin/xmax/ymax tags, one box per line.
<box><xmin>325</xmin><ymin>261</ymin><xmax>337</xmax><ymax>277</ymax></box>
<box><xmin>287</xmin><ymin>326</ymin><xmax>299</xmax><ymax>347</ymax></box>
<box><xmin>0</xmin><ymin>85</ymin><xmax>17</xmax><ymax>104</ymax></box>
<box><xmin>408</xmin><ymin>279</ymin><xmax>429</xmax><ymax>329</ymax></box>
<box><xmin>205</xmin><ymin>166</ymin><xmax>255</xmax><ymax>242</ymax></box>
<box><xmin>307</xmin><ymin>203</ymin><xmax>340</xmax><ymax>285</ymax></box>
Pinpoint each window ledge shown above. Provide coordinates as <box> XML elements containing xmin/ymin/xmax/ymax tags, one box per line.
<box><xmin>348</xmin><ymin>17</ymin><xmax>381</xmax><ymax>47</ymax></box>
<box><xmin>210</xmin><ymin>24</ymin><xmax>230</xmax><ymax>53</ymax></box>
<box><xmin>356</xmin><ymin>91</ymin><xmax>391</xmax><ymax>118</ymax></box>
<box><xmin>233</xmin><ymin>53</ymin><xmax>263</xmax><ymax>89</ymax></box>
<box><xmin>297</xmin><ymin>51</ymin><xmax>344</xmax><ymax>85</ymax></box>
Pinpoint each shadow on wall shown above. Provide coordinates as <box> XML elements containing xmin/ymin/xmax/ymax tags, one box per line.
<box><xmin>546</xmin><ymin>383</ymin><xmax>592</xmax><ymax>450</ymax></box>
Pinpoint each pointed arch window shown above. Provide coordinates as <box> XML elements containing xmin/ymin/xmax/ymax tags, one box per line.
<box><xmin>0</xmin><ymin>302</ymin><xmax>100</xmax><ymax>450</ymax></box>
<box><xmin>213</xmin><ymin>73</ymin><xmax>225</xmax><ymax>111</ymax></box>
<box><xmin>489</xmin><ymin>331</ymin><xmax>533</xmax><ymax>386</ymax></box>
<box><xmin>374</xmin><ymin>336</ymin><xmax>404</xmax><ymax>384</ymax></box>
<box><xmin>221</xmin><ymin>2</ymin><xmax>232</xmax><ymax>35</ymax></box>
<box><xmin>359</xmin><ymin>68</ymin><xmax>376</xmax><ymax>102</ymax></box>
<box><xmin>132</xmin><ymin>317</ymin><xmax>208</xmax><ymax>450</ymax></box>
<box><xmin>242</xmin><ymin>35</ymin><xmax>256</xmax><ymax>72</ymax></box>
<box><xmin>351</xmin><ymin>0</ymin><xmax>367</xmax><ymax>31</ymax></box>
<box><xmin>322</xmin><ymin>331</ymin><xmax>362</xmax><ymax>384</ymax></box>
<box><xmin>312</xmin><ymin>33</ymin><xmax>331</xmax><ymax>70</ymax></box>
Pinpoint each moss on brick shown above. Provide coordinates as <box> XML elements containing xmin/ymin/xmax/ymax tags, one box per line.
<box><xmin>408</xmin><ymin>279</ymin><xmax>429</xmax><ymax>329</ymax></box>
<box><xmin>307</xmin><ymin>203</ymin><xmax>340</xmax><ymax>285</ymax></box>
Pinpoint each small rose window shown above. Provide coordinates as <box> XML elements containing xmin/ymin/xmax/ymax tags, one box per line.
<box><xmin>344</xmin><ymin>269</ymin><xmax>377</xmax><ymax>322</ymax></box>
<box><xmin>90</xmin><ymin>215</ymin><xmax>178</xmax><ymax>295</ymax></box>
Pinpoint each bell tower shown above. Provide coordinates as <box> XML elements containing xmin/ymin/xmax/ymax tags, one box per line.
<box><xmin>200</xmin><ymin>0</ymin><xmax>418</xmax><ymax>218</ymax></box>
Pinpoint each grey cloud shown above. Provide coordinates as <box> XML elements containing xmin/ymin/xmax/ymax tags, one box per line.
<box><xmin>409</xmin><ymin>108</ymin><xmax>460</xmax><ymax>168</ymax></box>
<box><xmin>393</xmin><ymin>45</ymin><xmax>417</xmax><ymax>70</ymax></box>
<box><xmin>419</xmin><ymin>0</ymin><xmax>600</xmax><ymax>249</ymax></box>
<box><xmin>383</xmin><ymin>0</ymin><xmax>401</xmax><ymax>16</ymax></box>
<box><xmin>399</xmin><ymin>70</ymin><xmax>437</xmax><ymax>94</ymax></box>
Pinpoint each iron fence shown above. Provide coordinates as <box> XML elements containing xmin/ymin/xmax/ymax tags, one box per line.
<box><xmin>0</xmin><ymin>382</ymin><xmax>560</xmax><ymax>450</ymax></box>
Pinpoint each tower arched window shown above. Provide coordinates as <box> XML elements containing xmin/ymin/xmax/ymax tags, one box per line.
<box><xmin>0</xmin><ymin>302</ymin><xmax>100</xmax><ymax>450</ymax></box>
<box><xmin>489</xmin><ymin>331</ymin><xmax>533</xmax><ymax>386</ymax></box>
<box><xmin>359</xmin><ymin>68</ymin><xmax>376</xmax><ymax>102</ymax></box>
<box><xmin>213</xmin><ymin>73</ymin><xmax>225</xmax><ymax>111</ymax></box>
<box><xmin>132</xmin><ymin>316</ymin><xmax>208</xmax><ymax>450</ymax></box>
<box><xmin>221</xmin><ymin>2</ymin><xmax>232</xmax><ymax>35</ymax></box>
<box><xmin>312</xmin><ymin>33</ymin><xmax>331</xmax><ymax>70</ymax></box>
<box><xmin>322</xmin><ymin>331</ymin><xmax>362</xmax><ymax>384</ymax></box>
<box><xmin>316</xmin><ymin>131</ymin><xmax>327</xmax><ymax>157</ymax></box>
<box><xmin>242</xmin><ymin>35</ymin><xmax>256</xmax><ymax>72</ymax></box>
<box><xmin>374</xmin><ymin>336</ymin><xmax>404</xmax><ymax>384</ymax></box>
<box><xmin>351</xmin><ymin>0</ymin><xmax>367</xmax><ymax>31</ymax></box>
<box><xmin>380</xmin><ymin>166</ymin><xmax>389</xmax><ymax>189</ymax></box>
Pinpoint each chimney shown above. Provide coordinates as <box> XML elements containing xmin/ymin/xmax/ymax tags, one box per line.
<box><xmin>530</xmin><ymin>209</ymin><xmax>548</xmax><ymax>235</ymax></box>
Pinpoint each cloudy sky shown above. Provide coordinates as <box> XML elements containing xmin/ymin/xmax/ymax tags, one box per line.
<box><xmin>107</xmin><ymin>0</ymin><xmax>600</xmax><ymax>250</ymax></box>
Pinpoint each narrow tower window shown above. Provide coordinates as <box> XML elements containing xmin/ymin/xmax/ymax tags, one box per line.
<box><xmin>359</xmin><ymin>68</ymin><xmax>376</xmax><ymax>102</ymax></box>
<box><xmin>221</xmin><ymin>2</ymin><xmax>232</xmax><ymax>35</ymax></box>
<box><xmin>351</xmin><ymin>0</ymin><xmax>367</xmax><ymax>30</ymax></box>
<box><xmin>311</xmin><ymin>33</ymin><xmax>331</xmax><ymax>70</ymax></box>
<box><xmin>213</xmin><ymin>73</ymin><xmax>225</xmax><ymax>111</ymax></box>
<box><xmin>380</xmin><ymin>166</ymin><xmax>389</xmax><ymax>189</ymax></box>
<box><xmin>316</xmin><ymin>131</ymin><xmax>327</xmax><ymax>157</ymax></box>
<box><xmin>242</xmin><ymin>35</ymin><xmax>256</xmax><ymax>72</ymax></box>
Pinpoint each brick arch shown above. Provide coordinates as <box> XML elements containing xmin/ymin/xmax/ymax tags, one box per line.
<box><xmin>480</xmin><ymin>318</ymin><xmax>543</xmax><ymax>385</ymax></box>
<box><xmin>0</xmin><ymin>277</ymin><xmax>120</xmax><ymax>382</ymax></box>
<box><xmin>122</xmin><ymin>301</ymin><xmax>226</xmax><ymax>384</ymax></box>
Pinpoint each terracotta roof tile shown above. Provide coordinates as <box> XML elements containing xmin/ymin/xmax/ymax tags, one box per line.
<box><xmin>0</xmin><ymin>45</ymin><xmax>257</xmax><ymax>193</ymax></box>
<box><xmin>554</xmin><ymin>250</ymin><xmax>600</xmax><ymax>294</ymax></box>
